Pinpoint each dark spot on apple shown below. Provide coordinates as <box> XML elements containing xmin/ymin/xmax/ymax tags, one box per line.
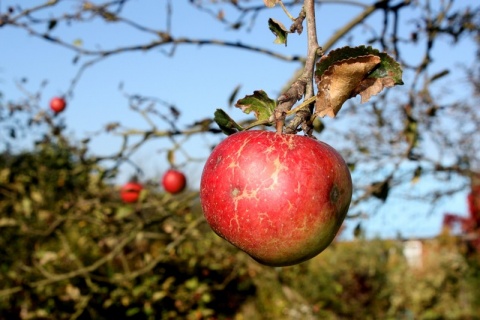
<box><xmin>231</xmin><ymin>187</ymin><xmax>240</xmax><ymax>198</ymax></box>
<box><xmin>330</xmin><ymin>185</ymin><xmax>339</xmax><ymax>203</ymax></box>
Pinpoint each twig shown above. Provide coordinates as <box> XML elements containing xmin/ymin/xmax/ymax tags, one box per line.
<box><xmin>278</xmin><ymin>0</ymin><xmax>295</xmax><ymax>21</ymax></box>
<box><xmin>275</xmin><ymin>0</ymin><xmax>320</xmax><ymax>134</ymax></box>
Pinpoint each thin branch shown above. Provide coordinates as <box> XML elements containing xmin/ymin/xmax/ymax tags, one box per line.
<box><xmin>275</xmin><ymin>0</ymin><xmax>320</xmax><ymax>134</ymax></box>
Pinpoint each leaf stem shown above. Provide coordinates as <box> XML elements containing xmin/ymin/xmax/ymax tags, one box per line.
<box><xmin>244</xmin><ymin>119</ymin><xmax>272</xmax><ymax>131</ymax></box>
<box><xmin>286</xmin><ymin>95</ymin><xmax>316</xmax><ymax>116</ymax></box>
<box><xmin>278</xmin><ymin>0</ymin><xmax>295</xmax><ymax>21</ymax></box>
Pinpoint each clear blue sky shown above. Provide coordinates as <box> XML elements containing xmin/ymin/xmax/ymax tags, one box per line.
<box><xmin>1</xmin><ymin>0</ymin><xmax>477</xmax><ymax>239</ymax></box>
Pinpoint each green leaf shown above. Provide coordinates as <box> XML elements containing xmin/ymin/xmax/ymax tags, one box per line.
<box><xmin>126</xmin><ymin>307</ymin><xmax>140</xmax><ymax>317</ymax></box>
<box><xmin>228</xmin><ymin>84</ymin><xmax>241</xmax><ymax>107</ymax></box>
<box><xmin>115</xmin><ymin>206</ymin><xmax>134</xmax><ymax>219</ymax></box>
<box><xmin>185</xmin><ymin>277</ymin><xmax>199</xmax><ymax>290</ymax></box>
<box><xmin>312</xmin><ymin>117</ymin><xmax>324</xmax><ymax>133</ymax></box>
<box><xmin>235</xmin><ymin>90</ymin><xmax>276</xmax><ymax>122</ymax></box>
<box><xmin>213</xmin><ymin>109</ymin><xmax>243</xmax><ymax>135</ymax></box>
<box><xmin>268</xmin><ymin>18</ymin><xmax>289</xmax><ymax>46</ymax></box>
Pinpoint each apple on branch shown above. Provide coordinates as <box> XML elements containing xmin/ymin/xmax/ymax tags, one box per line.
<box><xmin>200</xmin><ymin>130</ymin><xmax>352</xmax><ymax>266</ymax></box>
<box><xmin>201</xmin><ymin>45</ymin><xmax>402</xmax><ymax>266</ymax></box>
<box><xmin>50</xmin><ymin>97</ymin><xmax>67</xmax><ymax>114</ymax></box>
<box><xmin>162</xmin><ymin>169</ymin><xmax>187</xmax><ymax>194</ymax></box>
<box><xmin>120</xmin><ymin>181</ymin><xmax>143</xmax><ymax>203</ymax></box>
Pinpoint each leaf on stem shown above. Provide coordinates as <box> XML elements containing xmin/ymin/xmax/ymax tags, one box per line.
<box><xmin>268</xmin><ymin>18</ymin><xmax>289</xmax><ymax>46</ymax></box>
<box><xmin>235</xmin><ymin>90</ymin><xmax>276</xmax><ymax>122</ymax></box>
<box><xmin>314</xmin><ymin>46</ymin><xmax>403</xmax><ymax>118</ymax></box>
<box><xmin>214</xmin><ymin>109</ymin><xmax>244</xmax><ymax>136</ymax></box>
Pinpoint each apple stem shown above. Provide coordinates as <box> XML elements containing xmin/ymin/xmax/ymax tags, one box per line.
<box><xmin>276</xmin><ymin>119</ymin><xmax>284</xmax><ymax>134</ymax></box>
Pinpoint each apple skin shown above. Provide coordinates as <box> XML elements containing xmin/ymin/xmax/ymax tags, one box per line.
<box><xmin>120</xmin><ymin>181</ymin><xmax>143</xmax><ymax>203</ymax></box>
<box><xmin>162</xmin><ymin>169</ymin><xmax>187</xmax><ymax>194</ymax></box>
<box><xmin>50</xmin><ymin>97</ymin><xmax>67</xmax><ymax>113</ymax></box>
<box><xmin>200</xmin><ymin>130</ymin><xmax>352</xmax><ymax>266</ymax></box>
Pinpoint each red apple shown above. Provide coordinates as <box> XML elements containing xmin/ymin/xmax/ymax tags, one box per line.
<box><xmin>162</xmin><ymin>169</ymin><xmax>187</xmax><ymax>194</ymax></box>
<box><xmin>50</xmin><ymin>97</ymin><xmax>67</xmax><ymax>113</ymax></box>
<box><xmin>200</xmin><ymin>130</ymin><xmax>352</xmax><ymax>266</ymax></box>
<box><xmin>120</xmin><ymin>181</ymin><xmax>143</xmax><ymax>203</ymax></box>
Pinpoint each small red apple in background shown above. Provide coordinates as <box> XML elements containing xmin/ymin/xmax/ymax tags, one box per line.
<box><xmin>120</xmin><ymin>181</ymin><xmax>143</xmax><ymax>203</ymax></box>
<box><xmin>50</xmin><ymin>97</ymin><xmax>67</xmax><ymax>114</ymax></box>
<box><xmin>162</xmin><ymin>169</ymin><xmax>187</xmax><ymax>194</ymax></box>
<box><xmin>200</xmin><ymin>130</ymin><xmax>352</xmax><ymax>267</ymax></box>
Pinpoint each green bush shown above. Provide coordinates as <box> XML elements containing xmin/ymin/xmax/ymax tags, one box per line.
<box><xmin>0</xmin><ymin>141</ymin><xmax>255</xmax><ymax>319</ymax></box>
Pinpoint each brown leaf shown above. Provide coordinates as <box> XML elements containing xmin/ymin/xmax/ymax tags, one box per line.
<box><xmin>217</xmin><ymin>10</ymin><xmax>225</xmax><ymax>21</ymax></box>
<box><xmin>315</xmin><ymin>55</ymin><xmax>381</xmax><ymax>118</ymax></box>
<box><xmin>353</xmin><ymin>77</ymin><xmax>396</xmax><ymax>103</ymax></box>
<box><xmin>263</xmin><ymin>0</ymin><xmax>276</xmax><ymax>8</ymax></box>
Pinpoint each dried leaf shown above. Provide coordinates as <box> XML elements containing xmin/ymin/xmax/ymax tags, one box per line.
<box><xmin>72</xmin><ymin>38</ymin><xmax>83</xmax><ymax>47</ymax></box>
<box><xmin>371</xmin><ymin>178</ymin><xmax>390</xmax><ymax>202</ymax></box>
<box><xmin>315</xmin><ymin>55</ymin><xmax>381</xmax><ymax>117</ymax></box>
<box><xmin>315</xmin><ymin>45</ymin><xmax>403</xmax><ymax>118</ymax></box>
<box><xmin>411</xmin><ymin>166</ymin><xmax>422</xmax><ymax>185</ymax></box>
<box><xmin>105</xmin><ymin>122</ymin><xmax>120</xmax><ymax>132</ymax></box>
<box><xmin>217</xmin><ymin>9</ymin><xmax>225</xmax><ymax>21</ymax></box>
<box><xmin>47</xmin><ymin>19</ymin><xmax>57</xmax><ymax>31</ymax></box>
<box><xmin>167</xmin><ymin>150</ymin><xmax>175</xmax><ymax>166</ymax></box>
<box><xmin>315</xmin><ymin>45</ymin><xmax>403</xmax><ymax>84</ymax></box>
<box><xmin>353</xmin><ymin>223</ymin><xmax>363</xmax><ymax>238</ymax></box>
<box><xmin>263</xmin><ymin>0</ymin><xmax>276</xmax><ymax>7</ymax></box>
<box><xmin>353</xmin><ymin>76</ymin><xmax>397</xmax><ymax>103</ymax></box>
<box><xmin>100</xmin><ymin>10</ymin><xmax>118</xmax><ymax>22</ymax></box>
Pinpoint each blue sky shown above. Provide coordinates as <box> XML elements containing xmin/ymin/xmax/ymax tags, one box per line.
<box><xmin>1</xmin><ymin>0</ymin><xmax>478</xmax><ymax>239</ymax></box>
